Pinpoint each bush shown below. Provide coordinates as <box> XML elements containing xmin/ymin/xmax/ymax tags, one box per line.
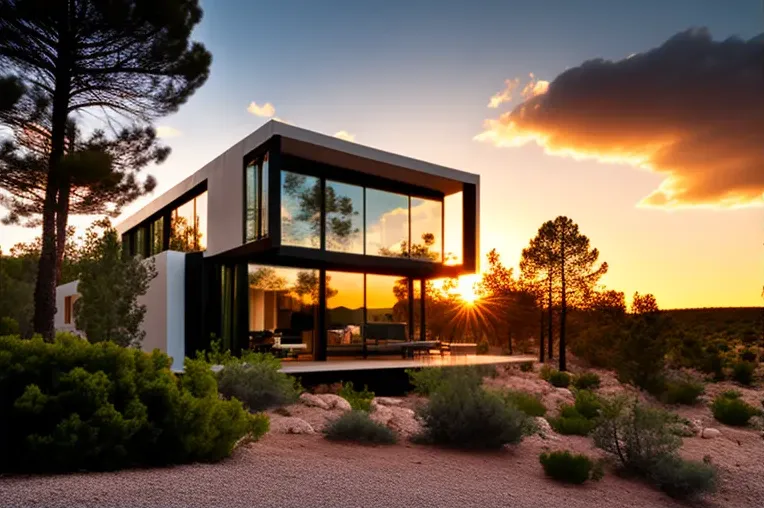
<box><xmin>324</xmin><ymin>410</ymin><xmax>397</xmax><ymax>445</ymax></box>
<box><xmin>662</xmin><ymin>372</ymin><xmax>705</xmax><ymax>405</ymax></box>
<box><xmin>740</xmin><ymin>349</ymin><xmax>757</xmax><ymax>363</ymax></box>
<box><xmin>216</xmin><ymin>354</ymin><xmax>301</xmax><ymax>412</ymax></box>
<box><xmin>732</xmin><ymin>361</ymin><xmax>756</xmax><ymax>386</ymax></box>
<box><xmin>650</xmin><ymin>454</ymin><xmax>717</xmax><ymax>500</ymax></box>
<box><xmin>573</xmin><ymin>372</ymin><xmax>601</xmax><ymax>390</ymax></box>
<box><xmin>548</xmin><ymin>406</ymin><xmax>596</xmax><ymax>436</ymax></box>
<box><xmin>417</xmin><ymin>379</ymin><xmax>532</xmax><ymax>449</ymax></box>
<box><xmin>711</xmin><ymin>391</ymin><xmax>761</xmax><ymax>426</ymax></box>
<box><xmin>593</xmin><ymin>397</ymin><xmax>681</xmax><ymax>473</ymax></box>
<box><xmin>539</xmin><ymin>364</ymin><xmax>555</xmax><ymax>381</ymax></box>
<box><xmin>0</xmin><ymin>316</ymin><xmax>19</xmax><ymax>335</ymax></box>
<box><xmin>539</xmin><ymin>450</ymin><xmax>601</xmax><ymax>484</ymax></box>
<box><xmin>519</xmin><ymin>361</ymin><xmax>534</xmax><ymax>372</ymax></box>
<box><xmin>573</xmin><ymin>390</ymin><xmax>602</xmax><ymax>419</ymax></box>
<box><xmin>0</xmin><ymin>335</ymin><xmax>265</xmax><ymax>473</ymax></box>
<box><xmin>548</xmin><ymin>370</ymin><xmax>571</xmax><ymax>388</ymax></box>
<box><xmin>503</xmin><ymin>390</ymin><xmax>546</xmax><ymax>417</ymax></box>
<box><xmin>339</xmin><ymin>381</ymin><xmax>374</xmax><ymax>411</ymax></box>
<box><xmin>476</xmin><ymin>339</ymin><xmax>489</xmax><ymax>355</ymax></box>
<box><xmin>407</xmin><ymin>366</ymin><xmax>485</xmax><ymax>396</ymax></box>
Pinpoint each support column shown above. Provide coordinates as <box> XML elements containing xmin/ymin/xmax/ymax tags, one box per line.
<box><xmin>316</xmin><ymin>268</ymin><xmax>327</xmax><ymax>361</ymax></box>
<box><xmin>419</xmin><ymin>279</ymin><xmax>426</xmax><ymax>341</ymax></box>
<box><xmin>407</xmin><ymin>277</ymin><xmax>415</xmax><ymax>341</ymax></box>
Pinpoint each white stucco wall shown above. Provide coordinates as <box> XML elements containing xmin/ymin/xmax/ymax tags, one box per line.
<box><xmin>54</xmin><ymin>251</ymin><xmax>185</xmax><ymax>370</ymax></box>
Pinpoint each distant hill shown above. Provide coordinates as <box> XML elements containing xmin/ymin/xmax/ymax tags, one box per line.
<box><xmin>663</xmin><ymin>307</ymin><xmax>762</xmax><ymax>340</ymax></box>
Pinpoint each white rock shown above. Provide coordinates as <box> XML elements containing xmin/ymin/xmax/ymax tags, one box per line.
<box><xmin>300</xmin><ymin>392</ymin><xmax>330</xmax><ymax>410</ymax></box>
<box><xmin>689</xmin><ymin>419</ymin><xmax>703</xmax><ymax>436</ymax></box>
<box><xmin>271</xmin><ymin>416</ymin><xmax>315</xmax><ymax>435</ymax></box>
<box><xmin>370</xmin><ymin>403</ymin><xmax>394</xmax><ymax>426</ymax></box>
<box><xmin>387</xmin><ymin>407</ymin><xmax>421</xmax><ymax>437</ymax></box>
<box><xmin>702</xmin><ymin>428</ymin><xmax>721</xmax><ymax>439</ymax></box>
<box><xmin>374</xmin><ymin>397</ymin><xmax>403</xmax><ymax>406</ymax></box>
<box><xmin>316</xmin><ymin>393</ymin><xmax>352</xmax><ymax>411</ymax></box>
<box><xmin>534</xmin><ymin>417</ymin><xmax>558</xmax><ymax>440</ymax></box>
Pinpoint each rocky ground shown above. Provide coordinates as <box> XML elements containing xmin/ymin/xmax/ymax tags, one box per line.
<box><xmin>2</xmin><ymin>364</ymin><xmax>763</xmax><ymax>508</ymax></box>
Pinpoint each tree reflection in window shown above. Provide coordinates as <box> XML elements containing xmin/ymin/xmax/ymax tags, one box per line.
<box><xmin>378</xmin><ymin>232</ymin><xmax>439</xmax><ymax>261</ymax></box>
<box><xmin>169</xmin><ymin>192</ymin><xmax>206</xmax><ymax>252</ymax></box>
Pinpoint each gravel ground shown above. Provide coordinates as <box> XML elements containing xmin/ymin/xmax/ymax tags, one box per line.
<box><xmin>2</xmin><ymin>365</ymin><xmax>762</xmax><ymax>508</ymax></box>
<box><xmin>0</xmin><ymin>433</ymin><xmax>694</xmax><ymax>508</ymax></box>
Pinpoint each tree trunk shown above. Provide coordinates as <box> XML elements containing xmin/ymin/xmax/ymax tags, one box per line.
<box><xmin>560</xmin><ymin>226</ymin><xmax>567</xmax><ymax>371</ymax></box>
<box><xmin>55</xmin><ymin>181</ymin><xmax>70</xmax><ymax>285</ymax></box>
<box><xmin>539</xmin><ymin>307</ymin><xmax>545</xmax><ymax>362</ymax></box>
<box><xmin>547</xmin><ymin>274</ymin><xmax>553</xmax><ymax>360</ymax></box>
<box><xmin>32</xmin><ymin>3</ymin><xmax>72</xmax><ymax>340</ymax></box>
<box><xmin>507</xmin><ymin>328</ymin><xmax>513</xmax><ymax>355</ymax></box>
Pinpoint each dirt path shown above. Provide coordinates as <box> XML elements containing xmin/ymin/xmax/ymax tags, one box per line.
<box><xmin>1</xmin><ymin>434</ymin><xmax>694</xmax><ymax>508</ymax></box>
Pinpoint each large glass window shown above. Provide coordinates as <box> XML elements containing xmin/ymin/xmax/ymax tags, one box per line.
<box><xmin>248</xmin><ymin>265</ymin><xmax>318</xmax><ymax>360</ymax></box>
<box><xmin>325</xmin><ymin>180</ymin><xmax>363</xmax><ymax>254</ymax></box>
<box><xmin>444</xmin><ymin>191</ymin><xmax>463</xmax><ymax>264</ymax></box>
<box><xmin>410</xmin><ymin>197</ymin><xmax>443</xmax><ymax>262</ymax></box>
<box><xmin>245</xmin><ymin>161</ymin><xmax>258</xmax><ymax>242</ymax></box>
<box><xmin>150</xmin><ymin>217</ymin><xmax>164</xmax><ymax>256</ymax></box>
<box><xmin>170</xmin><ymin>191</ymin><xmax>207</xmax><ymax>252</ymax></box>
<box><xmin>135</xmin><ymin>227</ymin><xmax>146</xmax><ymax>257</ymax></box>
<box><xmin>281</xmin><ymin>171</ymin><xmax>321</xmax><ymax>248</ymax></box>
<box><xmin>326</xmin><ymin>271</ymin><xmax>364</xmax><ymax>357</ymax></box>
<box><xmin>365</xmin><ymin>274</ymin><xmax>409</xmax><ymax>346</ymax></box>
<box><xmin>245</xmin><ymin>154</ymin><xmax>269</xmax><ymax>242</ymax></box>
<box><xmin>365</xmin><ymin>189</ymin><xmax>409</xmax><ymax>258</ymax></box>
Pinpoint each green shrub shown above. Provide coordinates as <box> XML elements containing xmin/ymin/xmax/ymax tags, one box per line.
<box><xmin>0</xmin><ymin>316</ymin><xmax>19</xmax><ymax>335</ymax></box>
<box><xmin>539</xmin><ymin>450</ymin><xmax>601</xmax><ymax>484</ymax></box>
<box><xmin>216</xmin><ymin>355</ymin><xmax>301</xmax><ymax>412</ymax></box>
<box><xmin>324</xmin><ymin>410</ymin><xmax>396</xmax><ymax>445</ymax></box>
<box><xmin>539</xmin><ymin>365</ymin><xmax>555</xmax><ymax>381</ymax></box>
<box><xmin>711</xmin><ymin>391</ymin><xmax>761</xmax><ymax>426</ymax></box>
<box><xmin>0</xmin><ymin>335</ymin><xmax>264</xmax><ymax>473</ymax></box>
<box><xmin>662</xmin><ymin>373</ymin><xmax>705</xmax><ymax>405</ymax></box>
<box><xmin>573</xmin><ymin>372</ymin><xmax>601</xmax><ymax>390</ymax></box>
<box><xmin>417</xmin><ymin>380</ymin><xmax>532</xmax><ymax>449</ymax></box>
<box><xmin>548</xmin><ymin>370</ymin><xmax>571</xmax><ymax>388</ymax></box>
<box><xmin>503</xmin><ymin>390</ymin><xmax>546</xmax><ymax>417</ymax></box>
<box><xmin>548</xmin><ymin>406</ymin><xmax>596</xmax><ymax>436</ymax></box>
<box><xmin>593</xmin><ymin>397</ymin><xmax>681</xmax><ymax>474</ymax></box>
<box><xmin>519</xmin><ymin>361</ymin><xmax>534</xmax><ymax>372</ymax></box>
<box><xmin>407</xmin><ymin>366</ymin><xmax>485</xmax><ymax>396</ymax></box>
<box><xmin>573</xmin><ymin>390</ymin><xmax>602</xmax><ymax>419</ymax></box>
<box><xmin>338</xmin><ymin>381</ymin><xmax>374</xmax><ymax>411</ymax></box>
<box><xmin>740</xmin><ymin>349</ymin><xmax>757</xmax><ymax>363</ymax></box>
<box><xmin>476</xmin><ymin>340</ymin><xmax>489</xmax><ymax>355</ymax></box>
<box><xmin>650</xmin><ymin>454</ymin><xmax>717</xmax><ymax>500</ymax></box>
<box><xmin>732</xmin><ymin>361</ymin><xmax>756</xmax><ymax>386</ymax></box>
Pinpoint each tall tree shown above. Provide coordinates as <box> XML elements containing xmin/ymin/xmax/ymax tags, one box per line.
<box><xmin>0</xmin><ymin>0</ymin><xmax>211</xmax><ymax>339</ymax></box>
<box><xmin>520</xmin><ymin>221</ymin><xmax>557</xmax><ymax>362</ymax></box>
<box><xmin>479</xmin><ymin>249</ymin><xmax>538</xmax><ymax>354</ymax></box>
<box><xmin>74</xmin><ymin>219</ymin><xmax>156</xmax><ymax>346</ymax></box>
<box><xmin>521</xmin><ymin>217</ymin><xmax>607</xmax><ymax>370</ymax></box>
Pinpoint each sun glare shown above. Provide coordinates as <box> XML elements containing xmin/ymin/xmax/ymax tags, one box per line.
<box><xmin>455</xmin><ymin>275</ymin><xmax>480</xmax><ymax>305</ymax></box>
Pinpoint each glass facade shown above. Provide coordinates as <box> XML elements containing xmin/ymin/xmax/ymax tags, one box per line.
<box><xmin>150</xmin><ymin>216</ymin><xmax>163</xmax><ymax>256</ymax></box>
<box><xmin>365</xmin><ymin>189</ymin><xmax>409</xmax><ymax>258</ymax></box>
<box><xmin>410</xmin><ymin>197</ymin><xmax>443</xmax><ymax>262</ymax></box>
<box><xmin>248</xmin><ymin>264</ymin><xmax>318</xmax><ymax>360</ymax></box>
<box><xmin>444</xmin><ymin>191</ymin><xmax>463</xmax><ymax>264</ymax></box>
<box><xmin>135</xmin><ymin>227</ymin><xmax>146</xmax><ymax>258</ymax></box>
<box><xmin>245</xmin><ymin>154</ymin><xmax>269</xmax><ymax>242</ymax></box>
<box><xmin>281</xmin><ymin>171</ymin><xmax>321</xmax><ymax>248</ymax></box>
<box><xmin>169</xmin><ymin>191</ymin><xmax>207</xmax><ymax>252</ymax></box>
<box><xmin>325</xmin><ymin>180</ymin><xmax>363</xmax><ymax>254</ymax></box>
<box><xmin>326</xmin><ymin>271</ymin><xmax>364</xmax><ymax>357</ymax></box>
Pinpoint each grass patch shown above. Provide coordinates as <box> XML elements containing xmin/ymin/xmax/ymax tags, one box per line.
<box><xmin>503</xmin><ymin>390</ymin><xmax>546</xmax><ymax>417</ymax></box>
<box><xmin>711</xmin><ymin>390</ymin><xmax>761</xmax><ymax>426</ymax></box>
<box><xmin>338</xmin><ymin>381</ymin><xmax>374</xmax><ymax>412</ymax></box>
<box><xmin>573</xmin><ymin>372</ymin><xmax>601</xmax><ymax>390</ymax></box>
<box><xmin>539</xmin><ymin>450</ymin><xmax>603</xmax><ymax>484</ymax></box>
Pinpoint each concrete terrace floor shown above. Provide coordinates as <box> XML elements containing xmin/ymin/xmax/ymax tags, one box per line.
<box><xmin>279</xmin><ymin>354</ymin><xmax>537</xmax><ymax>374</ymax></box>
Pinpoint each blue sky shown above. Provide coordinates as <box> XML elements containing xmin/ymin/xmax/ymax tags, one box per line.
<box><xmin>2</xmin><ymin>0</ymin><xmax>761</xmax><ymax>308</ymax></box>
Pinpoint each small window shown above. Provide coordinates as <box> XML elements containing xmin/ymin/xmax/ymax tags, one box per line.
<box><xmin>64</xmin><ymin>296</ymin><xmax>72</xmax><ymax>324</ymax></box>
<box><xmin>245</xmin><ymin>153</ymin><xmax>269</xmax><ymax>242</ymax></box>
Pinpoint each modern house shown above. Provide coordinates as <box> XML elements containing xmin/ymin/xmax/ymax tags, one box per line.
<box><xmin>55</xmin><ymin>121</ymin><xmax>480</xmax><ymax>370</ymax></box>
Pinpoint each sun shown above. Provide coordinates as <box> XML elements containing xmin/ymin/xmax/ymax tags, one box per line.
<box><xmin>455</xmin><ymin>275</ymin><xmax>480</xmax><ymax>305</ymax></box>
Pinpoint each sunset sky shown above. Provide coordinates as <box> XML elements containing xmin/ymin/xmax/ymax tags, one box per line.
<box><xmin>1</xmin><ymin>0</ymin><xmax>761</xmax><ymax>309</ymax></box>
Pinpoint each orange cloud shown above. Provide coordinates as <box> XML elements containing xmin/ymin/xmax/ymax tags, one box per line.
<box><xmin>247</xmin><ymin>101</ymin><xmax>276</xmax><ymax>118</ymax></box>
<box><xmin>520</xmin><ymin>73</ymin><xmax>549</xmax><ymax>99</ymax></box>
<box><xmin>487</xmin><ymin>78</ymin><xmax>519</xmax><ymax>108</ymax></box>
<box><xmin>476</xmin><ymin>28</ymin><xmax>764</xmax><ymax>209</ymax></box>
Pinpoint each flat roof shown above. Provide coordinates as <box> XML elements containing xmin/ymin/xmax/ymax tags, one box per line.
<box><xmin>117</xmin><ymin>121</ymin><xmax>478</xmax><ymax>234</ymax></box>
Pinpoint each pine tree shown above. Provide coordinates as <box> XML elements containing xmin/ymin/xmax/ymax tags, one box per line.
<box><xmin>0</xmin><ymin>0</ymin><xmax>211</xmax><ymax>338</ymax></box>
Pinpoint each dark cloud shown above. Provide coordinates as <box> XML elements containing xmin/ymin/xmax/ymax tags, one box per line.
<box><xmin>476</xmin><ymin>28</ymin><xmax>764</xmax><ymax>208</ymax></box>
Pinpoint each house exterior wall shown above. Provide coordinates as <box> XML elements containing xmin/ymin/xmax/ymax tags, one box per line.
<box><xmin>54</xmin><ymin>251</ymin><xmax>186</xmax><ymax>370</ymax></box>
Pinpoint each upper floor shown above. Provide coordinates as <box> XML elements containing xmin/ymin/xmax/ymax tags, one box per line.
<box><xmin>117</xmin><ymin>121</ymin><xmax>480</xmax><ymax>278</ymax></box>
